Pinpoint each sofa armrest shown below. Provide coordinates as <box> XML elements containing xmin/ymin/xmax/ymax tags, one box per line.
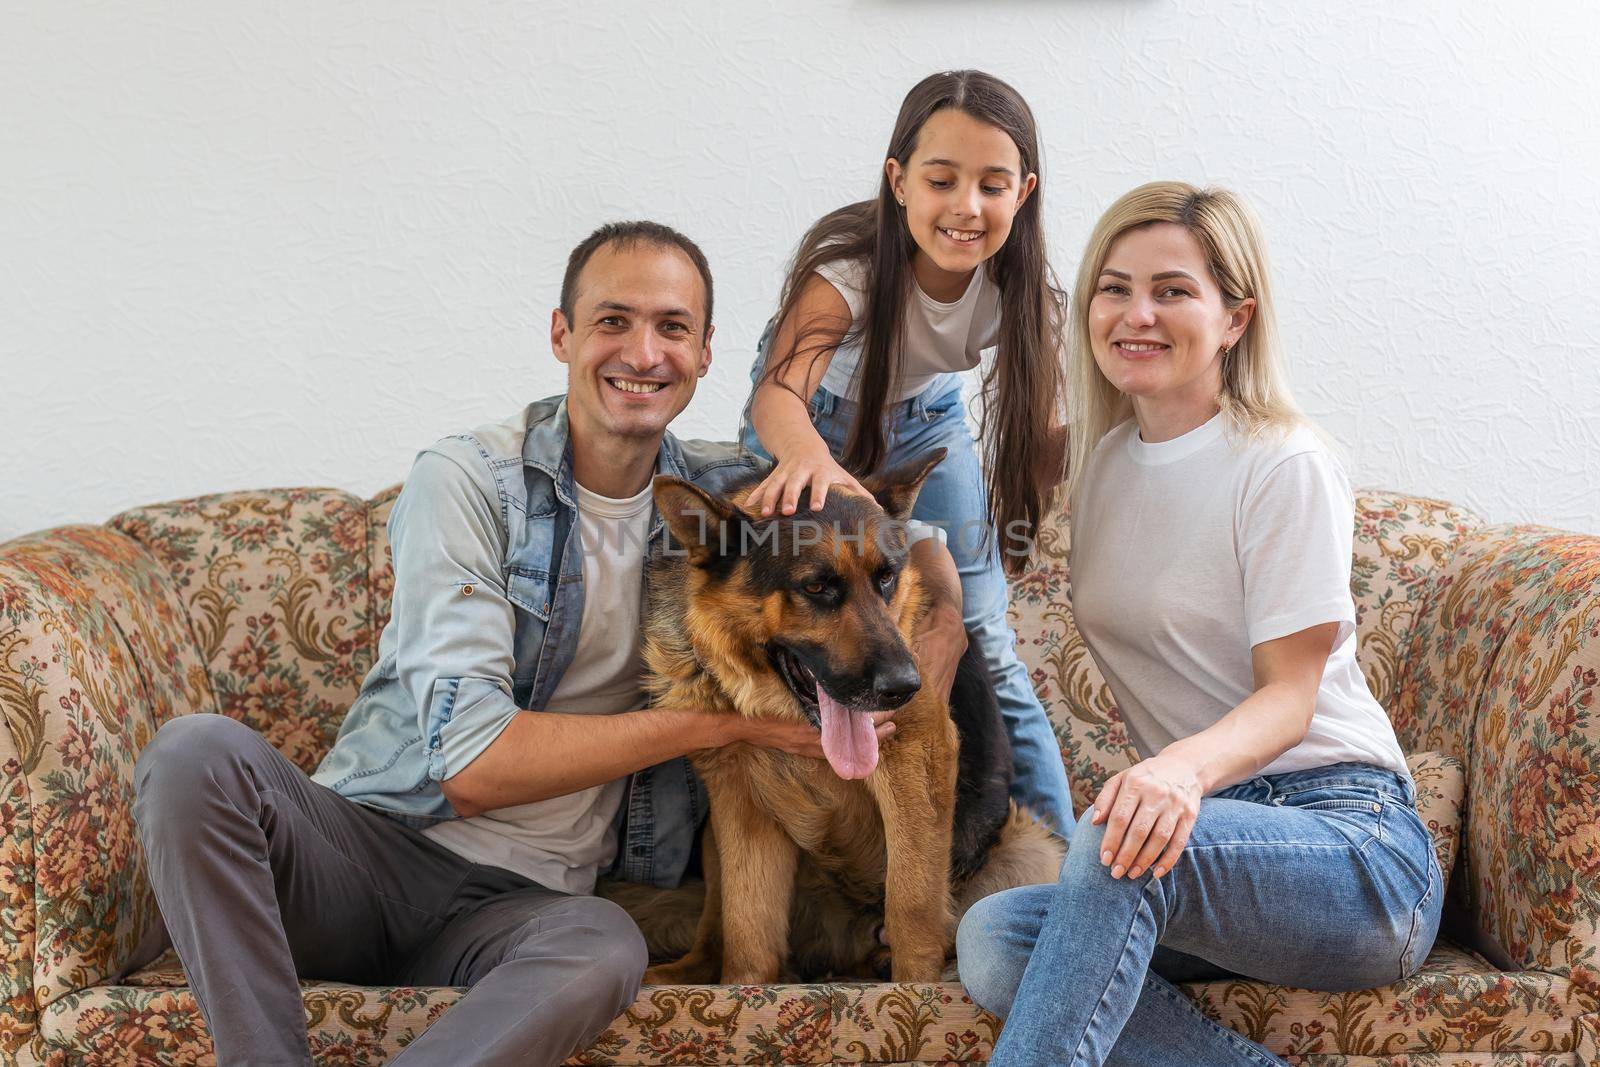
<box><xmin>0</xmin><ymin>526</ymin><xmax>215</xmax><ymax>1057</ymax></box>
<box><xmin>0</xmin><ymin>704</ymin><xmax>42</xmax><ymax>1064</ymax></box>
<box><xmin>1402</xmin><ymin>524</ymin><xmax>1600</xmax><ymax>990</ymax></box>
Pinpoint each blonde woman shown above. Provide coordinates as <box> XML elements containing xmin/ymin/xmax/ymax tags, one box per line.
<box><xmin>955</xmin><ymin>183</ymin><xmax>1442</xmax><ymax>1066</ymax></box>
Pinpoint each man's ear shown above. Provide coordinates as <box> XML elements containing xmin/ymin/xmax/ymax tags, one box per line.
<box><xmin>551</xmin><ymin>307</ymin><xmax>573</xmax><ymax>365</ymax></box>
<box><xmin>698</xmin><ymin>323</ymin><xmax>714</xmax><ymax>378</ymax></box>
<box><xmin>867</xmin><ymin>447</ymin><xmax>947</xmax><ymax>522</ymax></box>
<box><xmin>653</xmin><ymin>476</ymin><xmax>738</xmax><ymax>563</ymax></box>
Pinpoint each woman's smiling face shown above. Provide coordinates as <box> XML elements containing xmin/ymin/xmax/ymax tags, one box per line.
<box><xmin>886</xmin><ymin>108</ymin><xmax>1036</xmax><ymax>296</ymax></box>
<box><xmin>1088</xmin><ymin>222</ymin><xmax>1252</xmax><ymax>409</ymax></box>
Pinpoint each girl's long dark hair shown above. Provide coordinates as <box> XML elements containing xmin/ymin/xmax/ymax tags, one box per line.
<box><xmin>755</xmin><ymin>70</ymin><xmax>1065</xmax><ymax>575</ymax></box>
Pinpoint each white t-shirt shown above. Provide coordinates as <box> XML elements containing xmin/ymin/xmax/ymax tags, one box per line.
<box><xmin>1068</xmin><ymin>413</ymin><xmax>1408</xmax><ymax>781</ymax></box>
<box><xmin>423</xmin><ymin>481</ymin><xmax>653</xmax><ymax>893</ymax></box>
<box><xmin>815</xmin><ymin>257</ymin><xmax>1000</xmax><ymax>402</ymax></box>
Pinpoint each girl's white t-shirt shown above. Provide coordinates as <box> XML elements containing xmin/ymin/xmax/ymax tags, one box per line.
<box><xmin>814</xmin><ymin>257</ymin><xmax>999</xmax><ymax>401</ymax></box>
<box><xmin>1069</xmin><ymin>412</ymin><xmax>1408</xmax><ymax>781</ymax></box>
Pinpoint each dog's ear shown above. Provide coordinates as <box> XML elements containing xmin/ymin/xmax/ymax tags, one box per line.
<box><xmin>866</xmin><ymin>447</ymin><xmax>947</xmax><ymax>522</ymax></box>
<box><xmin>653</xmin><ymin>476</ymin><xmax>739</xmax><ymax>563</ymax></box>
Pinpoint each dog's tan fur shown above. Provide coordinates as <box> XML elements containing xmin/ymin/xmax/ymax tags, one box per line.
<box><xmin>628</xmin><ymin>459</ymin><xmax>1061</xmax><ymax>984</ymax></box>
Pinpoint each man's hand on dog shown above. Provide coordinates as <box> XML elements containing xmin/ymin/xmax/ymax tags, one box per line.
<box><xmin>706</xmin><ymin>710</ymin><xmax>897</xmax><ymax>761</ymax></box>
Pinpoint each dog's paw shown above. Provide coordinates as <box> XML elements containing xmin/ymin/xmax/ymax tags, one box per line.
<box><xmin>644</xmin><ymin>954</ymin><xmax>719</xmax><ymax>986</ymax></box>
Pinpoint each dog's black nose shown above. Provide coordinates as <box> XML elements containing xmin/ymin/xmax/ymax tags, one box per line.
<box><xmin>873</xmin><ymin>665</ymin><xmax>922</xmax><ymax>708</ymax></box>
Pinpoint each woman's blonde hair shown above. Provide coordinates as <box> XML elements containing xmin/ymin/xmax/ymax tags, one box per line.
<box><xmin>1063</xmin><ymin>181</ymin><xmax>1308</xmax><ymax>507</ymax></box>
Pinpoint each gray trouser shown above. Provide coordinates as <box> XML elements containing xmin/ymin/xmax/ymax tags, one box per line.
<box><xmin>131</xmin><ymin>713</ymin><xmax>647</xmax><ymax>1067</ymax></box>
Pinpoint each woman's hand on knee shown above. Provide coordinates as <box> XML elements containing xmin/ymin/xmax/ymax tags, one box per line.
<box><xmin>1090</xmin><ymin>755</ymin><xmax>1202</xmax><ymax>880</ymax></box>
<box><xmin>744</xmin><ymin>445</ymin><xmax>868</xmax><ymax>516</ymax></box>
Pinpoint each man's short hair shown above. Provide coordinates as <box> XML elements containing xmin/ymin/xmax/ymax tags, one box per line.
<box><xmin>559</xmin><ymin>221</ymin><xmax>714</xmax><ymax>336</ymax></box>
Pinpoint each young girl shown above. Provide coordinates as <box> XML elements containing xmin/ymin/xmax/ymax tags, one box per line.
<box><xmin>956</xmin><ymin>182</ymin><xmax>1442</xmax><ymax>1065</ymax></box>
<box><xmin>739</xmin><ymin>70</ymin><xmax>1075</xmax><ymax>835</ymax></box>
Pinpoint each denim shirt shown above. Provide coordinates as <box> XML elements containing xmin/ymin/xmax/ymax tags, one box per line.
<box><xmin>311</xmin><ymin>395</ymin><xmax>762</xmax><ymax>888</ymax></box>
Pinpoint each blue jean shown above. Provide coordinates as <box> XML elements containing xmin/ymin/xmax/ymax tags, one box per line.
<box><xmin>957</xmin><ymin>762</ymin><xmax>1443</xmax><ymax>1066</ymax></box>
<box><xmin>739</xmin><ymin>368</ymin><xmax>1076</xmax><ymax>835</ymax></box>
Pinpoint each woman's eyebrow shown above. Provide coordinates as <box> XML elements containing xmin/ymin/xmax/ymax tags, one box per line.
<box><xmin>1096</xmin><ymin>269</ymin><xmax>1202</xmax><ymax>284</ymax></box>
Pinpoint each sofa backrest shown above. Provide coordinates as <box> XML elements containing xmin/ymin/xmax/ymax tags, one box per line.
<box><xmin>108</xmin><ymin>488</ymin><xmax>389</xmax><ymax>773</ymax></box>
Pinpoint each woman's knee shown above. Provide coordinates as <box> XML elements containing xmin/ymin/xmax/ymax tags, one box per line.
<box><xmin>956</xmin><ymin>887</ymin><xmax>1045</xmax><ymax>1019</ymax></box>
<box><xmin>1066</xmin><ymin>806</ymin><xmax>1106</xmax><ymax>859</ymax></box>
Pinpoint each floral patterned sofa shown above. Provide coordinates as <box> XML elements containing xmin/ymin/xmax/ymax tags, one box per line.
<box><xmin>2</xmin><ymin>482</ymin><xmax>1597</xmax><ymax>1066</ymax></box>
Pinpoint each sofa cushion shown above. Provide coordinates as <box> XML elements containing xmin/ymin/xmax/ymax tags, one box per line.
<box><xmin>1181</xmin><ymin>942</ymin><xmax>1587</xmax><ymax>1059</ymax></box>
<box><xmin>42</xmin><ymin>941</ymin><xmax>1585</xmax><ymax>1065</ymax></box>
<box><xmin>109</xmin><ymin>489</ymin><xmax>382</xmax><ymax>773</ymax></box>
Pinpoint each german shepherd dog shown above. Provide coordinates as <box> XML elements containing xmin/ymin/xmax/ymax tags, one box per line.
<box><xmin>622</xmin><ymin>449</ymin><xmax>1062</xmax><ymax>985</ymax></box>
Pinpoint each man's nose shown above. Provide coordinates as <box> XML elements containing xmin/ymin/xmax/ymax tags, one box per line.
<box><xmin>619</xmin><ymin>329</ymin><xmax>667</xmax><ymax>371</ymax></box>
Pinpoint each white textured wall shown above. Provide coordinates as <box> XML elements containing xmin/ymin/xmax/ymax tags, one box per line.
<box><xmin>4</xmin><ymin>0</ymin><xmax>1597</xmax><ymax>541</ymax></box>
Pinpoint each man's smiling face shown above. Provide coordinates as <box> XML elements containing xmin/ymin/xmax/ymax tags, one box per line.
<box><xmin>552</xmin><ymin>241</ymin><xmax>713</xmax><ymax>444</ymax></box>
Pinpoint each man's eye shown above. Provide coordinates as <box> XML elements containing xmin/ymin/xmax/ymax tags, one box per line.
<box><xmin>600</xmin><ymin>316</ymin><xmax>625</xmax><ymax>327</ymax></box>
<box><xmin>663</xmin><ymin>322</ymin><xmax>688</xmax><ymax>333</ymax></box>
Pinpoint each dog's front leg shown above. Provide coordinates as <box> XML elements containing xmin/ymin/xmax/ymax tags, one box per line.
<box><xmin>643</xmin><ymin>820</ymin><xmax>723</xmax><ymax>985</ymax></box>
<box><xmin>712</xmin><ymin>783</ymin><xmax>798</xmax><ymax>985</ymax></box>
<box><xmin>870</xmin><ymin>740</ymin><xmax>957</xmax><ymax>982</ymax></box>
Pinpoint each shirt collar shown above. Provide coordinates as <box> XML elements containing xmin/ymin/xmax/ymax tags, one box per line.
<box><xmin>520</xmin><ymin>393</ymin><xmax>689</xmax><ymax>509</ymax></box>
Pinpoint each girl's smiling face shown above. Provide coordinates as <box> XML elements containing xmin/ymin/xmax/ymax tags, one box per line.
<box><xmin>886</xmin><ymin>108</ymin><xmax>1037</xmax><ymax>299</ymax></box>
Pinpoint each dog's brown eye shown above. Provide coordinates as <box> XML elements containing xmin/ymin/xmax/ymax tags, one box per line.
<box><xmin>804</xmin><ymin>581</ymin><xmax>826</xmax><ymax>596</ymax></box>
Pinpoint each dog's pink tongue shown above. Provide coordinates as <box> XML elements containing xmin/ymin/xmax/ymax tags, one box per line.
<box><xmin>818</xmin><ymin>688</ymin><xmax>879</xmax><ymax>780</ymax></box>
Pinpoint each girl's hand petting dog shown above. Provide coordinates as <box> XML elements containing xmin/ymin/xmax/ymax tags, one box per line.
<box><xmin>743</xmin><ymin>442</ymin><xmax>870</xmax><ymax>516</ymax></box>
<box><xmin>1090</xmin><ymin>753</ymin><xmax>1204</xmax><ymax>881</ymax></box>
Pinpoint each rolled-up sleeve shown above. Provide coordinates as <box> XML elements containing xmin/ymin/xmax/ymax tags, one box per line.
<box><xmin>387</xmin><ymin>447</ymin><xmax>522</xmax><ymax>782</ymax></box>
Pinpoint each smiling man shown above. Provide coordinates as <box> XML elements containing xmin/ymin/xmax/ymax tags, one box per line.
<box><xmin>131</xmin><ymin>221</ymin><xmax>968</xmax><ymax>1067</ymax></box>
